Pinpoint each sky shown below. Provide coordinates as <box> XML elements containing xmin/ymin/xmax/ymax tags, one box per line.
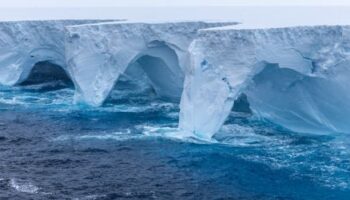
<box><xmin>1</xmin><ymin>0</ymin><xmax>350</xmax><ymax>27</ymax></box>
<box><xmin>2</xmin><ymin>0</ymin><xmax>350</xmax><ymax>7</ymax></box>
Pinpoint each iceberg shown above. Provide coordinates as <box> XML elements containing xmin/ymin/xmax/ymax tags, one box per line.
<box><xmin>64</xmin><ymin>21</ymin><xmax>237</xmax><ymax>106</ymax></box>
<box><xmin>1</xmin><ymin>19</ymin><xmax>350</xmax><ymax>140</ymax></box>
<box><xmin>0</xmin><ymin>20</ymin><xmax>115</xmax><ymax>86</ymax></box>
<box><xmin>180</xmin><ymin>25</ymin><xmax>350</xmax><ymax>139</ymax></box>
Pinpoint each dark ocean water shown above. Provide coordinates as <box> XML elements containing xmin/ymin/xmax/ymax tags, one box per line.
<box><xmin>0</xmin><ymin>80</ymin><xmax>350</xmax><ymax>200</ymax></box>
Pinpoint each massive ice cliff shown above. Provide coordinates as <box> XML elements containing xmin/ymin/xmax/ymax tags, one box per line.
<box><xmin>65</xmin><ymin>21</ymin><xmax>237</xmax><ymax>106</ymax></box>
<box><xmin>181</xmin><ymin>25</ymin><xmax>350</xmax><ymax>138</ymax></box>
<box><xmin>0</xmin><ymin>20</ymin><xmax>114</xmax><ymax>86</ymax></box>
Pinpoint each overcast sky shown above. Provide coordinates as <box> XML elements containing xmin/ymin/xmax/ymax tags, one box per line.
<box><xmin>1</xmin><ymin>0</ymin><xmax>350</xmax><ymax>25</ymax></box>
<box><xmin>2</xmin><ymin>0</ymin><xmax>350</xmax><ymax>7</ymax></box>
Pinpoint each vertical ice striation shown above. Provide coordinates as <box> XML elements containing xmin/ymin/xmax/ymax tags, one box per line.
<box><xmin>180</xmin><ymin>25</ymin><xmax>350</xmax><ymax>138</ymax></box>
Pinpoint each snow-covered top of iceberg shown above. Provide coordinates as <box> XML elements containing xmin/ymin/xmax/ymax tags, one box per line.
<box><xmin>66</xmin><ymin>20</ymin><xmax>239</xmax><ymax>34</ymax></box>
<box><xmin>202</xmin><ymin>22</ymin><xmax>350</xmax><ymax>31</ymax></box>
<box><xmin>66</xmin><ymin>19</ymin><xmax>237</xmax><ymax>27</ymax></box>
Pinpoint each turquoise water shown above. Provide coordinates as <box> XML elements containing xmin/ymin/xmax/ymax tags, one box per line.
<box><xmin>0</xmin><ymin>81</ymin><xmax>350</xmax><ymax>199</ymax></box>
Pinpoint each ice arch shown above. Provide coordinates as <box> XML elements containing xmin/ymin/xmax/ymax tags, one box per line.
<box><xmin>105</xmin><ymin>41</ymin><xmax>184</xmax><ymax>105</ymax></box>
<box><xmin>0</xmin><ymin>46</ymin><xmax>65</xmax><ymax>86</ymax></box>
<box><xmin>67</xmin><ymin>38</ymin><xmax>184</xmax><ymax>106</ymax></box>
<box><xmin>65</xmin><ymin>21</ymin><xmax>237</xmax><ymax>106</ymax></box>
<box><xmin>0</xmin><ymin>20</ymin><xmax>116</xmax><ymax>86</ymax></box>
<box><xmin>111</xmin><ymin>40</ymin><xmax>184</xmax><ymax>102</ymax></box>
<box><xmin>180</xmin><ymin>25</ymin><xmax>350</xmax><ymax>139</ymax></box>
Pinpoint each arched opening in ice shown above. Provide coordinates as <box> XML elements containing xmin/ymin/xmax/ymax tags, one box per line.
<box><xmin>214</xmin><ymin>93</ymin><xmax>253</xmax><ymax>141</ymax></box>
<box><xmin>105</xmin><ymin>41</ymin><xmax>184</xmax><ymax>125</ymax></box>
<box><xmin>219</xmin><ymin>93</ymin><xmax>252</xmax><ymax>128</ymax></box>
<box><xmin>107</xmin><ymin>40</ymin><xmax>184</xmax><ymax>102</ymax></box>
<box><xmin>105</xmin><ymin>62</ymin><xmax>156</xmax><ymax>106</ymax></box>
<box><xmin>19</xmin><ymin>61</ymin><xmax>73</xmax><ymax>91</ymax></box>
<box><xmin>232</xmin><ymin>93</ymin><xmax>252</xmax><ymax>114</ymax></box>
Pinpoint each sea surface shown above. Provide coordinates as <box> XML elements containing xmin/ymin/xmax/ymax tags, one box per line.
<box><xmin>0</xmin><ymin>79</ymin><xmax>350</xmax><ymax>200</ymax></box>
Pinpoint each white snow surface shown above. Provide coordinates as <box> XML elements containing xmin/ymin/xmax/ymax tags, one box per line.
<box><xmin>180</xmin><ymin>25</ymin><xmax>350</xmax><ymax>138</ymax></box>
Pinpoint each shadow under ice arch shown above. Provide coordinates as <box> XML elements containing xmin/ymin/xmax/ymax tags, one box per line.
<box><xmin>20</xmin><ymin>61</ymin><xmax>73</xmax><ymax>86</ymax></box>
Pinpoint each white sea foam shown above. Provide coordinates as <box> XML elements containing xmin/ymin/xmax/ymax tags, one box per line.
<box><xmin>53</xmin><ymin>129</ymin><xmax>146</xmax><ymax>142</ymax></box>
<box><xmin>73</xmin><ymin>194</ymin><xmax>106</xmax><ymax>200</ymax></box>
<box><xmin>0</xmin><ymin>98</ymin><xmax>21</xmax><ymax>105</ymax></box>
<box><xmin>9</xmin><ymin>178</ymin><xmax>39</xmax><ymax>194</ymax></box>
<box><xmin>214</xmin><ymin>124</ymin><xmax>274</xmax><ymax>147</ymax></box>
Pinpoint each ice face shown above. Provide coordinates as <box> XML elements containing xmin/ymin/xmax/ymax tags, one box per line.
<box><xmin>180</xmin><ymin>25</ymin><xmax>350</xmax><ymax>139</ymax></box>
